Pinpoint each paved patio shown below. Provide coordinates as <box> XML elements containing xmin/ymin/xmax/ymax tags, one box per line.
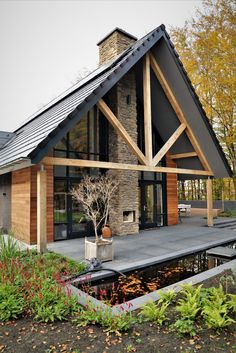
<box><xmin>48</xmin><ymin>216</ymin><xmax>236</xmax><ymax>273</ymax></box>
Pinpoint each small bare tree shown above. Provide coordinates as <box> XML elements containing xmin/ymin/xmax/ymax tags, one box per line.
<box><xmin>71</xmin><ymin>175</ymin><xmax>118</xmax><ymax>242</ymax></box>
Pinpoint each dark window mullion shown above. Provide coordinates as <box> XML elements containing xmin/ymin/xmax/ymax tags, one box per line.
<box><xmin>87</xmin><ymin>111</ymin><xmax>90</xmax><ymax>160</ymax></box>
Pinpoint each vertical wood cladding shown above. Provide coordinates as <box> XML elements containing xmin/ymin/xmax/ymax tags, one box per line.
<box><xmin>11</xmin><ymin>165</ymin><xmax>53</xmax><ymax>244</ymax></box>
<box><xmin>166</xmin><ymin>153</ymin><xmax>178</xmax><ymax>225</ymax></box>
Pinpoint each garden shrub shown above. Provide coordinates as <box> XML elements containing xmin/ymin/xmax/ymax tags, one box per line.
<box><xmin>0</xmin><ymin>283</ymin><xmax>25</xmax><ymax>321</ymax></box>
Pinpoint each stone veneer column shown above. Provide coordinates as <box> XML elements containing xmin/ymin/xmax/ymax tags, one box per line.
<box><xmin>98</xmin><ymin>28</ymin><xmax>139</xmax><ymax>235</ymax></box>
<box><xmin>108</xmin><ymin>70</ymin><xmax>139</xmax><ymax>235</ymax></box>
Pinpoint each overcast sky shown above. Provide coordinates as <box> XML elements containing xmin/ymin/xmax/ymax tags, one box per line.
<box><xmin>0</xmin><ymin>0</ymin><xmax>203</xmax><ymax>132</ymax></box>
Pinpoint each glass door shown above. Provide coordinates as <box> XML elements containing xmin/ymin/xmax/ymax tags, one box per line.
<box><xmin>67</xmin><ymin>180</ymin><xmax>88</xmax><ymax>239</ymax></box>
<box><xmin>54</xmin><ymin>178</ymin><xmax>88</xmax><ymax>240</ymax></box>
<box><xmin>140</xmin><ymin>181</ymin><xmax>165</xmax><ymax>229</ymax></box>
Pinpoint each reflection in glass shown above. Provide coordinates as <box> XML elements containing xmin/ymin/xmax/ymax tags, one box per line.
<box><xmin>145</xmin><ymin>185</ymin><xmax>154</xmax><ymax>224</ymax></box>
<box><xmin>156</xmin><ymin>184</ymin><xmax>163</xmax><ymax>226</ymax></box>
<box><xmin>54</xmin><ymin>180</ymin><xmax>67</xmax><ymax>223</ymax></box>
<box><xmin>69</xmin><ymin>115</ymin><xmax>88</xmax><ymax>154</ymax></box>
<box><xmin>71</xmin><ymin>182</ymin><xmax>87</xmax><ymax>234</ymax></box>
<box><xmin>54</xmin><ymin>224</ymin><xmax>67</xmax><ymax>240</ymax></box>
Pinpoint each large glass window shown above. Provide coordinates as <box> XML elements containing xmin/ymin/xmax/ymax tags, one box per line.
<box><xmin>53</xmin><ymin>106</ymin><xmax>108</xmax><ymax>240</ymax></box>
<box><xmin>54</xmin><ymin>106</ymin><xmax>107</xmax><ymax>177</ymax></box>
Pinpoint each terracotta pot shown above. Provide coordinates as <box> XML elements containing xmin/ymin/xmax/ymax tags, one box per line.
<box><xmin>102</xmin><ymin>224</ymin><xmax>112</xmax><ymax>239</ymax></box>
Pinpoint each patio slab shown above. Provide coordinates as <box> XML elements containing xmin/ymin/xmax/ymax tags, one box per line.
<box><xmin>48</xmin><ymin>216</ymin><xmax>236</xmax><ymax>272</ymax></box>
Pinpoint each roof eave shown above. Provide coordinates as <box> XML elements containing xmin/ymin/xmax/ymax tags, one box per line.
<box><xmin>0</xmin><ymin>158</ymin><xmax>32</xmax><ymax>175</ymax></box>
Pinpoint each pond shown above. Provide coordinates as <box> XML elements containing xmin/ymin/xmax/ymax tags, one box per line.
<box><xmin>72</xmin><ymin>242</ymin><xmax>236</xmax><ymax>305</ymax></box>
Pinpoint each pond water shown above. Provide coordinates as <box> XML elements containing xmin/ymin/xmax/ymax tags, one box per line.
<box><xmin>73</xmin><ymin>242</ymin><xmax>236</xmax><ymax>305</ymax></box>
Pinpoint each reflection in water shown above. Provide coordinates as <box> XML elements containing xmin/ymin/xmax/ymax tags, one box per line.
<box><xmin>76</xmin><ymin>252</ymin><xmax>220</xmax><ymax>305</ymax></box>
<box><xmin>75</xmin><ymin>243</ymin><xmax>235</xmax><ymax>305</ymax></box>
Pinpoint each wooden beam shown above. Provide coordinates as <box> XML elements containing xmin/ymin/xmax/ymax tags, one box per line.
<box><xmin>152</xmin><ymin>123</ymin><xmax>186</xmax><ymax>166</ymax></box>
<box><xmin>149</xmin><ymin>53</ymin><xmax>213</xmax><ymax>173</ymax></box>
<box><xmin>42</xmin><ymin>156</ymin><xmax>214</xmax><ymax>176</ymax></box>
<box><xmin>206</xmin><ymin>177</ymin><xmax>213</xmax><ymax>227</ymax></box>
<box><xmin>97</xmin><ymin>99</ymin><xmax>148</xmax><ymax>165</ymax></box>
<box><xmin>143</xmin><ymin>53</ymin><xmax>153</xmax><ymax>163</ymax></box>
<box><xmin>37</xmin><ymin>167</ymin><xmax>47</xmax><ymax>253</ymax></box>
<box><xmin>170</xmin><ymin>152</ymin><xmax>198</xmax><ymax>159</ymax></box>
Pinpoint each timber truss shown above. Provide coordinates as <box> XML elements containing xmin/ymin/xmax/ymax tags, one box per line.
<box><xmin>42</xmin><ymin>53</ymin><xmax>213</xmax><ymax>177</ymax></box>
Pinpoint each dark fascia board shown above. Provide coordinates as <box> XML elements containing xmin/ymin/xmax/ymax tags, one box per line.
<box><xmin>97</xmin><ymin>27</ymin><xmax>137</xmax><ymax>46</ymax></box>
<box><xmin>30</xmin><ymin>27</ymin><xmax>164</xmax><ymax>164</ymax></box>
<box><xmin>161</xmin><ymin>30</ymin><xmax>232</xmax><ymax>178</ymax></box>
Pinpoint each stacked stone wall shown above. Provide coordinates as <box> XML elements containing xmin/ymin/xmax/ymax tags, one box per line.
<box><xmin>99</xmin><ymin>31</ymin><xmax>136</xmax><ymax>66</ymax></box>
<box><xmin>108</xmin><ymin>70</ymin><xmax>139</xmax><ymax>235</ymax></box>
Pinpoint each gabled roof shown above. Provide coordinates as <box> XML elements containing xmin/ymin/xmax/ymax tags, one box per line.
<box><xmin>0</xmin><ymin>25</ymin><xmax>232</xmax><ymax>178</ymax></box>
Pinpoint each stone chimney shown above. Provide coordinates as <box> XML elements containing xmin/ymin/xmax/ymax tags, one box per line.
<box><xmin>97</xmin><ymin>27</ymin><xmax>137</xmax><ymax>66</ymax></box>
<box><xmin>97</xmin><ymin>28</ymin><xmax>139</xmax><ymax>236</ymax></box>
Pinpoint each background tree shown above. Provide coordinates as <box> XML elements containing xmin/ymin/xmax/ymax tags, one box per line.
<box><xmin>171</xmin><ymin>0</ymin><xmax>236</xmax><ymax>200</ymax></box>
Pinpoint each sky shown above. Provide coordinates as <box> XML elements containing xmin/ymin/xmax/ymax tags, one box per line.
<box><xmin>0</xmin><ymin>0</ymin><xmax>204</xmax><ymax>132</ymax></box>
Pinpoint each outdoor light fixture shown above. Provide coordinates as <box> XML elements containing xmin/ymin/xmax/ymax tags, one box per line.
<box><xmin>126</xmin><ymin>95</ymin><xmax>131</xmax><ymax>105</ymax></box>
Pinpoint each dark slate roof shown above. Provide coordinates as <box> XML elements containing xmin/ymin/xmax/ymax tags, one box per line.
<box><xmin>0</xmin><ymin>24</ymin><xmax>232</xmax><ymax>178</ymax></box>
<box><xmin>0</xmin><ymin>131</ymin><xmax>15</xmax><ymax>149</ymax></box>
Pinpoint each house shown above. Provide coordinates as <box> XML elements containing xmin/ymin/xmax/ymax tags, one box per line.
<box><xmin>0</xmin><ymin>25</ymin><xmax>232</xmax><ymax>249</ymax></box>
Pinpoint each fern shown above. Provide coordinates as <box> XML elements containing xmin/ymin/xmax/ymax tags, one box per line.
<box><xmin>158</xmin><ymin>289</ymin><xmax>177</xmax><ymax>304</ymax></box>
<box><xmin>227</xmin><ymin>294</ymin><xmax>236</xmax><ymax>313</ymax></box>
<box><xmin>203</xmin><ymin>304</ymin><xmax>235</xmax><ymax>330</ymax></box>
<box><xmin>140</xmin><ymin>301</ymin><xmax>169</xmax><ymax>325</ymax></box>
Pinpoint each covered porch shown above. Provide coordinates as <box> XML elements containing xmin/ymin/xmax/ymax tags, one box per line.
<box><xmin>48</xmin><ymin>216</ymin><xmax>236</xmax><ymax>272</ymax></box>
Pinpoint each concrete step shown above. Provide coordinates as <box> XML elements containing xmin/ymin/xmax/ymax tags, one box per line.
<box><xmin>206</xmin><ymin>246</ymin><xmax>236</xmax><ymax>259</ymax></box>
<box><xmin>214</xmin><ymin>219</ymin><xmax>236</xmax><ymax>228</ymax></box>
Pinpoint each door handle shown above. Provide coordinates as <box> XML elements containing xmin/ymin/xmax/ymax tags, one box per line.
<box><xmin>144</xmin><ymin>205</ymin><xmax>147</xmax><ymax>211</ymax></box>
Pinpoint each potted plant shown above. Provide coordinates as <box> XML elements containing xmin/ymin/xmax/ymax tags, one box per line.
<box><xmin>71</xmin><ymin>174</ymin><xmax>118</xmax><ymax>262</ymax></box>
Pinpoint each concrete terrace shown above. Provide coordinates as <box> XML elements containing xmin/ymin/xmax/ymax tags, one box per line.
<box><xmin>48</xmin><ymin>217</ymin><xmax>236</xmax><ymax>273</ymax></box>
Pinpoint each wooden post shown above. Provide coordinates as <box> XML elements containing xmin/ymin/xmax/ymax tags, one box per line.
<box><xmin>207</xmin><ymin>177</ymin><xmax>213</xmax><ymax>227</ymax></box>
<box><xmin>37</xmin><ymin>165</ymin><xmax>47</xmax><ymax>253</ymax></box>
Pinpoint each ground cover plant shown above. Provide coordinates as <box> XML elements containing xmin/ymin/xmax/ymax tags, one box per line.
<box><xmin>0</xmin><ymin>233</ymin><xmax>235</xmax><ymax>352</ymax></box>
<box><xmin>0</xmin><ymin>234</ymin><xmax>87</xmax><ymax>323</ymax></box>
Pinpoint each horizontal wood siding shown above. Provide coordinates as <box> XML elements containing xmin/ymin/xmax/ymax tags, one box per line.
<box><xmin>11</xmin><ymin>165</ymin><xmax>54</xmax><ymax>245</ymax></box>
<box><xmin>166</xmin><ymin>154</ymin><xmax>178</xmax><ymax>225</ymax></box>
<box><xmin>11</xmin><ymin>168</ymin><xmax>31</xmax><ymax>243</ymax></box>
